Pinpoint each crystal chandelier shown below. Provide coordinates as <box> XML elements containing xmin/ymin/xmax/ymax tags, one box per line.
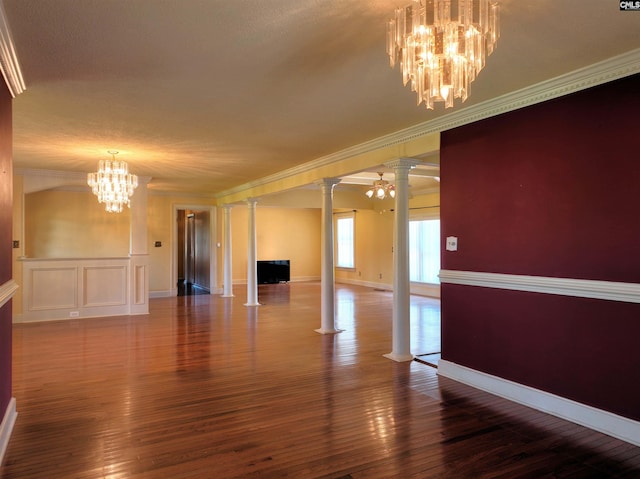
<box><xmin>365</xmin><ymin>173</ymin><xmax>395</xmax><ymax>200</ymax></box>
<box><xmin>87</xmin><ymin>151</ymin><xmax>138</xmax><ymax>213</ymax></box>
<box><xmin>386</xmin><ymin>0</ymin><xmax>499</xmax><ymax>109</ymax></box>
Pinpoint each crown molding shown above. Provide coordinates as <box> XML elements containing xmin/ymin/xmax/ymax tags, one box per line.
<box><xmin>0</xmin><ymin>2</ymin><xmax>25</xmax><ymax>97</ymax></box>
<box><xmin>216</xmin><ymin>48</ymin><xmax>640</xmax><ymax>200</ymax></box>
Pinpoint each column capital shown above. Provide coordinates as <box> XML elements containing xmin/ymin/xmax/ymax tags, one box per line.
<box><xmin>384</xmin><ymin>158</ymin><xmax>420</xmax><ymax>171</ymax></box>
<box><xmin>222</xmin><ymin>203</ymin><xmax>234</xmax><ymax>210</ymax></box>
<box><xmin>314</xmin><ymin>178</ymin><xmax>342</xmax><ymax>189</ymax></box>
<box><xmin>245</xmin><ymin>197</ymin><xmax>258</xmax><ymax>207</ymax></box>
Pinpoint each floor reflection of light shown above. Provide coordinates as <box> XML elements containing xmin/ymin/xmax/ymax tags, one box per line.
<box><xmin>410</xmin><ymin>298</ymin><xmax>441</xmax><ymax>355</ymax></box>
<box><xmin>336</xmin><ymin>288</ymin><xmax>357</xmax><ymax>363</ymax></box>
<box><xmin>365</xmin><ymin>398</ymin><xmax>395</xmax><ymax>449</ymax></box>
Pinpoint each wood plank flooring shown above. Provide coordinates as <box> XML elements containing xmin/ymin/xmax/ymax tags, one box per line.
<box><xmin>2</xmin><ymin>282</ymin><xmax>639</xmax><ymax>478</ymax></box>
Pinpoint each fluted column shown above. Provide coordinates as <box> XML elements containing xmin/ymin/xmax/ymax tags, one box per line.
<box><xmin>384</xmin><ymin>158</ymin><xmax>419</xmax><ymax>361</ymax></box>
<box><xmin>222</xmin><ymin>204</ymin><xmax>234</xmax><ymax>297</ymax></box>
<box><xmin>244</xmin><ymin>198</ymin><xmax>260</xmax><ymax>307</ymax></box>
<box><xmin>314</xmin><ymin>178</ymin><xmax>342</xmax><ymax>334</ymax></box>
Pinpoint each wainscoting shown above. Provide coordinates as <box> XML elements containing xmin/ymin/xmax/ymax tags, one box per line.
<box><xmin>16</xmin><ymin>257</ymin><xmax>149</xmax><ymax>322</ymax></box>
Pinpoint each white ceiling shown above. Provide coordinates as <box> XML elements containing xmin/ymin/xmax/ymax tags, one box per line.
<box><xmin>4</xmin><ymin>0</ymin><xmax>640</xmax><ymax>197</ymax></box>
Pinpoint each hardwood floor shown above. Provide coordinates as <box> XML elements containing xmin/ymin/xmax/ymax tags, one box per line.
<box><xmin>3</xmin><ymin>283</ymin><xmax>639</xmax><ymax>478</ymax></box>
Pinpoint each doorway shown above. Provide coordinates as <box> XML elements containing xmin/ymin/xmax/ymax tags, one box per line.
<box><xmin>177</xmin><ymin>209</ymin><xmax>211</xmax><ymax>296</ymax></box>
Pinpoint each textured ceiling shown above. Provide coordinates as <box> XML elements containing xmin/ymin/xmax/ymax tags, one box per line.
<box><xmin>4</xmin><ymin>0</ymin><xmax>640</xmax><ymax>196</ymax></box>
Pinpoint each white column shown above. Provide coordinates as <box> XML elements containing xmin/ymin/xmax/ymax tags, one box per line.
<box><xmin>384</xmin><ymin>158</ymin><xmax>419</xmax><ymax>362</ymax></box>
<box><xmin>129</xmin><ymin>177</ymin><xmax>150</xmax><ymax>315</ymax></box>
<box><xmin>314</xmin><ymin>178</ymin><xmax>342</xmax><ymax>335</ymax></box>
<box><xmin>222</xmin><ymin>204</ymin><xmax>234</xmax><ymax>297</ymax></box>
<box><xmin>245</xmin><ymin>198</ymin><xmax>260</xmax><ymax>307</ymax></box>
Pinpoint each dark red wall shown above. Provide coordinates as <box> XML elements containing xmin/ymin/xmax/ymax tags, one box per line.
<box><xmin>440</xmin><ymin>74</ymin><xmax>640</xmax><ymax>420</ymax></box>
<box><xmin>0</xmin><ymin>83</ymin><xmax>12</xmax><ymax>415</ymax></box>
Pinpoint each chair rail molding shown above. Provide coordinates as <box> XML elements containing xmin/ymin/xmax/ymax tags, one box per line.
<box><xmin>0</xmin><ymin>279</ymin><xmax>18</xmax><ymax>309</ymax></box>
<box><xmin>439</xmin><ymin>269</ymin><xmax>640</xmax><ymax>304</ymax></box>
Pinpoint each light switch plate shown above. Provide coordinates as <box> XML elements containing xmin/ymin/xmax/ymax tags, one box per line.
<box><xmin>446</xmin><ymin>236</ymin><xmax>458</xmax><ymax>251</ymax></box>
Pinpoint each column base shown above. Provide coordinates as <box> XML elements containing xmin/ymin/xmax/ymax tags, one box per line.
<box><xmin>221</xmin><ymin>294</ymin><xmax>235</xmax><ymax>298</ymax></box>
<box><xmin>383</xmin><ymin>352</ymin><xmax>414</xmax><ymax>362</ymax></box>
<box><xmin>244</xmin><ymin>302</ymin><xmax>261</xmax><ymax>307</ymax></box>
<box><xmin>314</xmin><ymin>328</ymin><xmax>344</xmax><ymax>335</ymax></box>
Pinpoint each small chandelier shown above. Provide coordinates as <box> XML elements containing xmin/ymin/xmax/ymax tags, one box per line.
<box><xmin>386</xmin><ymin>0</ymin><xmax>499</xmax><ymax>109</ymax></box>
<box><xmin>365</xmin><ymin>172</ymin><xmax>395</xmax><ymax>200</ymax></box>
<box><xmin>87</xmin><ymin>150</ymin><xmax>138</xmax><ymax>213</ymax></box>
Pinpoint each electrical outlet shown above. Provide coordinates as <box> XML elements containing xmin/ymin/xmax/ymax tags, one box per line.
<box><xmin>12</xmin><ymin>240</ymin><xmax>19</xmax><ymax>248</ymax></box>
<box><xmin>69</xmin><ymin>311</ymin><xmax>79</xmax><ymax>318</ymax></box>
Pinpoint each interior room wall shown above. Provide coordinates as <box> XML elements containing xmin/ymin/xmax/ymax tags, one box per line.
<box><xmin>334</xmin><ymin>208</ymin><xmax>394</xmax><ymax>288</ymax></box>
<box><xmin>335</xmin><ymin>191</ymin><xmax>440</xmax><ymax>294</ymax></box>
<box><xmin>146</xmin><ymin>194</ymin><xmax>215</xmax><ymax>295</ymax></box>
<box><xmin>24</xmin><ymin>190</ymin><xmax>130</xmax><ymax>258</ymax></box>
<box><xmin>11</xmin><ymin>175</ymin><xmax>22</xmax><ymax>316</ymax></box>
<box><xmin>440</xmin><ymin>73</ymin><xmax>640</xmax><ymax>421</ymax></box>
<box><xmin>228</xmin><ymin>206</ymin><xmax>321</xmax><ymax>283</ymax></box>
<box><xmin>0</xmin><ymin>83</ymin><xmax>13</xmax><ymax>426</ymax></box>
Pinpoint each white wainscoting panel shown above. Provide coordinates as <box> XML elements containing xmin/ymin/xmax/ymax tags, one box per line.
<box><xmin>30</xmin><ymin>267</ymin><xmax>77</xmax><ymax>310</ymax></box>
<box><xmin>19</xmin><ymin>257</ymin><xmax>148</xmax><ymax>322</ymax></box>
<box><xmin>83</xmin><ymin>265</ymin><xmax>127</xmax><ymax>307</ymax></box>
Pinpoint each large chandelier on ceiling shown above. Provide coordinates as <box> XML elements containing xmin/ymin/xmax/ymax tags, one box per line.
<box><xmin>87</xmin><ymin>150</ymin><xmax>138</xmax><ymax>213</ymax></box>
<box><xmin>366</xmin><ymin>172</ymin><xmax>395</xmax><ymax>200</ymax></box>
<box><xmin>386</xmin><ymin>0</ymin><xmax>499</xmax><ymax>109</ymax></box>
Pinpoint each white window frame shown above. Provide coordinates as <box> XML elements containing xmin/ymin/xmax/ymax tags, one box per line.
<box><xmin>335</xmin><ymin>211</ymin><xmax>355</xmax><ymax>270</ymax></box>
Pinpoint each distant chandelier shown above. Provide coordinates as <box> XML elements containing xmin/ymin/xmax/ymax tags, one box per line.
<box><xmin>366</xmin><ymin>172</ymin><xmax>395</xmax><ymax>200</ymax></box>
<box><xmin>87</xmin><ymin>150</ymin><xmax>138</xmax><ymax>213</ymax></box>
<box><xmin>386</xmin><ymin>0</ymin><xmax>499</xmax><ymax>109</ymax></box>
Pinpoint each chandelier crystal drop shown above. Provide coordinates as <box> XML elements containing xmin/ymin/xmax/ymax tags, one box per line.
<box><xmin>386</xmin><ymin>0</ymin><xmax>499</xmax><ymax>109</ymax></box>
<box><xmin>87</xmin><ymin>150</ymin><xmax>138</xmax><ymax>213</ymax></box>
<box><xmin>365</xmin><ymin>172</ymin><xmax>396</xmax><ymax>200</ymax></box>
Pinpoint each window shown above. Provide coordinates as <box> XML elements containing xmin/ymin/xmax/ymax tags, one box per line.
<box><xmin>409</xmin><ymin>219</ymin><xmax>440</xmax><ymax>284</ymax></box>
<box><xmin>336</xmin><ymin>213</ymin><xmax>355</xmax><ymax>269</ymax></box>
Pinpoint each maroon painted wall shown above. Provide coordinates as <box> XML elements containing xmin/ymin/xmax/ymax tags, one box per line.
<box><xmin>0</xmin><ymin>83</ymin><xmax>12</xmax><ymax>415</ymax></box>
<box><xmin>440</xmin><ymin>74</ymin><xmax>640</xmax><ymax>421</ymax></box>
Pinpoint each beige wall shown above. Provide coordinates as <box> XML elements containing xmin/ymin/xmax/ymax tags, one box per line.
<box><xmin>334</xmin><ymin>191</ymin><xmax>440</xmax><ymax>293</ymax></box>
<box><xmin>146</xmin><ymin>195</ymin><xmax>216</xmax><ymax>294</ymax></box>
<box><xmin>334</xmin><ymin>208</ymin><xmax>394</xmax><ymax>287</ymax></box>
<box><xmin>24</xmin><ymin>190</ymin><xmax>130</xmax><ymax>258</ymax></box>
<box><xmin>226</xmin><ymin>206</ymin><xmax>321</xmax><ymax>283</ymax></box>
<box><xmin>12</xmin><ymin>175</ymin><xmax>23</xmax><ymax>315</ymax></box>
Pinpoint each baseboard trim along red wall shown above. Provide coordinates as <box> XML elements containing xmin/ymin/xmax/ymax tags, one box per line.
<box><xmin>438</xmin><ymin>360</ymin><xmax>640</xmax><ymax>447</ymax></box>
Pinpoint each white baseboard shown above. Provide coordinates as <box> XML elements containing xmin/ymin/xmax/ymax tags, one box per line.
<box><xmin>0</xmin><ymin>398</ymin><xmax>17</xmax><ymax>466</ymax></box>
<box><xmin>289</xmin><ymin>276</ymin><xmax>320</xmax><ymax>283</ymax></box>
<box><xmin>149</xmin><ymin>290</ymin><xmax>173</xmax><ymax>298</ymax></box>
<box><xmin>438</xmin><ymin>360</ymin><xmax>640</xmax><ymax>447</ymax></box>
<box><xmin>337</xmin><ymin>278</ymin><xmax>440</xmax><ymax>298</ymax></box>
<box><xmin>232</xmin><ymin>276</ymin><xmax>320</xmax><ymax>286</ymax></box>
<box><xmin>336</xmin><ymin>278</ymin><xmax>393</xmax><ymax>291</ymax></box>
